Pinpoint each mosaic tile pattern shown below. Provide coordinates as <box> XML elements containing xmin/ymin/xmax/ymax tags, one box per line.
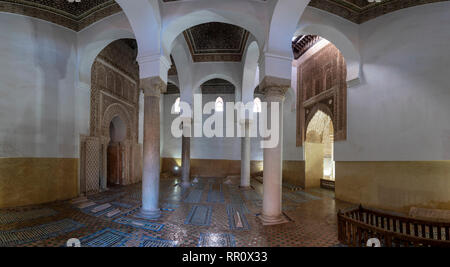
<box><xmin>226</xmin><ymin>205</ymin><xmax>250</xmax><ymax>231</ymax></box>
<box><xmin>185</xmin><ymin>205</ymin><xmax>213</xmax><ymax>226</ymax></box>
<box><xmin>113</xmin><ymin>217</ymin><xmax>164</xmax><ymax>232</ymax></box>
<box><xmin>206</xmin><ymin>183</ymin><xmax>224</xmax><ymax>203</ymax></box>
<box><xmin>183</xmin><ymin>189</ymin><xmax>203</xmax><ymax>203</ymax></box>
<box><xmin>79</xmin><ymin>228</ymin><xmax>130</xmax><ymax>247</ymax></box>
<box><xmin>139</xmin><ymin>235</ymin><xmax>178</xmax><ymax>247</ymax></box>
<box><xmin>198</xmin><ymin>233</ymin><xmax>236</xmax><ymax>247</ymax></box>
<box><xmin>111</xmin><ymin>202</ymin><xmax>134</xmax><ymax>209</ymax></box>
<box><xmin>1</xmin><ymin>177</ymin><xmax>355</xmax><ymax>247</ymax></box>
<box><xmin>0</xmin><ymin>208</ymin><xmax>57</xmax><ymax>224</ymax></box>
<box><xmin>81</xmin><ymin>204</ymin><xmax>117</xmax><ymax>217</ymax></box>
<box><xmin>0</xmin><ymin>219</ymin><xmax>83</xmax><ymax>247</ymax></box>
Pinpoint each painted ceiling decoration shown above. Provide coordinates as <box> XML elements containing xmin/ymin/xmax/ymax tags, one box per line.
<box><xmin>308</xmin><ymin>0</ymin><xmax>449</xmax><ymax>24</ymax></box>
<box><xmin>201</xmin><ymin>79</ymin><xmax>235</xmax><ymax>95</ymax></box>
<box><xmin>183</xmin><ymin>22</ymin><xmax>250</xmax><ymax>63</ymax></box>
<box><xmin>166</xmin><ymin>82</ymin><xmax>180</xmax><ymax>94</ymax></box>
<box><xmin>0</xmin><ymin>0</ymin><xmax>446</xmax><ymax>31</ymax></box>
<box><xmin>292</xmin><ymin>35</ymin><xmax>322</xmax><ymax>60</ymax></box>
<box><xmin>0</xmin><ymin>0</ymin><xmax>120</xmax><ymax>31</ymax></box>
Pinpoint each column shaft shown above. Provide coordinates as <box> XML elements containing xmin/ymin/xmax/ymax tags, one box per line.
<box><xmin>258</xmin><ymin>77</ymin><xmax>290</xmax><ymax>226</ymax></box>
<box><xmin>139</xmin><ymin>77</ymin><xmax>165</xmax><ymax>219</ymax></box>
<box><xmin>181</xmin><ymin>133</ymin><xmax>191</xmax><ymax>187</ymax></box>
<box><xmin>240</xmin><ymin>120</ymin><xmax>251</xmax><ymax>188</ymax></box>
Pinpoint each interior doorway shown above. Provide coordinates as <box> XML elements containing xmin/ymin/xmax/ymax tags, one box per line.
<box><xmin>107</xmin><ymin>116</ymin><xmax>126</xmax><ymax>186</ymax></box>
<box><xmin>304</xmin><ymin>110</ymin><xmax>335</xmax><ymax>190</ymax></box>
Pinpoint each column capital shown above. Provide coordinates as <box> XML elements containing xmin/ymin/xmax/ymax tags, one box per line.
<box><xmin>141</xmin><ymin>77</ymin><xmax>167</xmax><ymax>97</ymax></box>
<box><xmin>259</xmin><ymin>76</ymin><xmax>290</xmax><ymax>102</ymax></box>
<box><xmin>239</xmin><ymin>118</ymin><xmax>253</xmax><ymax>126</ymax></box>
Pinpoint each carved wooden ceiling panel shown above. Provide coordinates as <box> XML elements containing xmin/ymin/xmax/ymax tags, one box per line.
<box><xmin>0</xmin><ymin>1</ymin><xmax>447</xmax><ymax>31</ymax></box>
<box><xmin>201</xmin><ymin>79</ymin><xmax>235</xmax><ymax>94</ymax></box>
<box><xmin>183</xmin><ymin>22</ymin><xmax>250</xmax><ymax>62</ymax></box>
<box><xmin>0</xmin><ymin>0</ymin><xmax>120</xmax><ymax>31</ymax></box>
<box><xmin>309</xmin><ymin>0</ymin><xmax>449</xmax><ymax>24</ymax></box>
<box><xmin>292</xmin><ymin>35</ymin><xmax>322</xmax><ymax>60</ymax></box>
<box><xmin>164</xmin><ymin>0</ymin><xmax>448</xmax><ymax>24</ymax></box>
<box><xmin>166</xmin><ymin>82</ymin><xmax>180</xmax><ymax>94</ymax></box>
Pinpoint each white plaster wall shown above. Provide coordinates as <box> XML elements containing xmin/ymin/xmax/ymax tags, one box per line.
<box><xmin>334</xmin><ymin>2</ymin><xmax>450</xmax><ymax>161</ymax></box>
<box><xmin>162</xmin><ymin>91</ymin><xmax>301</xmax><ymax>162</ymax></box>
<box><xmin>192</xmin><ymin>62</ymin><xmax>243</xmax><ymax>93</ymax></box>
<box><xmin>163</xmin><ymin>94</ymin><xmax>242</xmax><ymax>160</ymax></box>
<box><xmin>76</xmin><ymin>12</ymin><xmax>135</xmax><ymax>139</ymax></box>
<box><xmin>0</xmin><ymin>13</ymin><xmax>78</xmax><ymax>158</ymax></box>
<box><xmin>162</xmin><ymin>94</ymin><xmax>182</xmax><ymax>159</ymax></box>
<box><xmin>296</xmin><ymin>7</ymin><xmax>361</xmax><ymax>82</ymax></box>
<box><xmin>283</xmin><ymin>87</ymin><xmax>303</xmax><ymax>161</ymax></box>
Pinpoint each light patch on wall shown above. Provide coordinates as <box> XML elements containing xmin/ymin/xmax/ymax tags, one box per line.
<box><xmin>442</xmin><ymin>130</ymin><xmax>450</xmax><ymax>159</ymax></box>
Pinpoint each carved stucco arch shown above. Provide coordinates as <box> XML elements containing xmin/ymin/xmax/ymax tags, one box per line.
<box><xmin>102</xmin><ymin>103</ymin><xmax>132</xmax><ymax>141</ymax></box>
<box><xmin>304</xmin><ymin>103</ymin><xmax>335</xmax><ymax>144</ymax></box>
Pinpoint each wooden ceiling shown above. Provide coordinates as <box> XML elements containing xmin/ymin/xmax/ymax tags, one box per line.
<box><xmin>0</xmin><ymin>0</ymin><xmax>120</xmax><ymax>31</ymax></box>
<box><xmin>0</xmin><ymin>1</ymin><xmax>446</xmax><ymax>31</ymax></box>
<box><xmin>183</xmin><ymin>22</ymin><xmax>249</xmax><ymax>63</ymax></box>
<box><xmin>201</xmin><ymin>79</ymin><xmax>235</xmax><ymax>94</ymax></box>
<box><xmin>308</xmin><ymin>0</ymin><xmax>449</xmax><ymax>24</ymax></box>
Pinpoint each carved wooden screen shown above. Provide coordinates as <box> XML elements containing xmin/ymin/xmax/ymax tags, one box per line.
<box><xmin>296</xmin><ymin>43</ymin><xmax>347</xmax><ymax>146</ymax></box>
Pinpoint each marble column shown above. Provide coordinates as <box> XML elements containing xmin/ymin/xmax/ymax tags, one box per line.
<box><xmin>181</xmin><ymin>119</ymin><xmax>191</xmax><ymax>187</ymax></box>
<box><xmin>138</xmin><ymin>77</ymin><xmax>166</xmax><ymax>219</ymax></box>
<box><xmin>259</xmin><ymin>77</ymin><xmax>290</xmax><ymax>225</ymax></box>
<box><xmin>240</xmin><ymin>119</ymin><xmax>251</xmax><ymax>189</ymax></box>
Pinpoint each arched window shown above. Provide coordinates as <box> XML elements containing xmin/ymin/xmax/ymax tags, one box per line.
<box><xmin>173</xmin><ymin>97</ymin><xmax>181</xmax><ymax>114</ymax></box>
<box><xmin>215</xmin><ymin>97</ymin><xmax>224</xmax><ymax>112</ymax></box>
<box><xmin>253</xmin><ymin>97</ymin><xmax>262</xmax><ymax>113</ymax></box>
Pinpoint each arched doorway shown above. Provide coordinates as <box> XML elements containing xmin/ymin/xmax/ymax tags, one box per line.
<box><xmin>291</xmin><ymin>34</ymin><xmax>347</xmax><ymax>191</ymax></box>
<box><xmin>304</xmin><ymin>109</ymin><xmax>335</xmax><ymax>190</ymax></box>
<box><xmin>79</xmin><ymin>38</ymin><xmax>142</xmax><ymax>195</ymax></box>
<box><xmin>107</xmin><ymin>116</ymin><xmax>127</xmax><ymax>186</ymax></box>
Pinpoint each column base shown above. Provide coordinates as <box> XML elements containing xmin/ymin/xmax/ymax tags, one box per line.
<box><xmin>135</xmin><ymin>208</ymin><xmax>161</xmax><ymax>220</ymax></box>
<box><xmin>181</xmin><ymin>181</ymin><xmax>191</xmax><ymax>188</ymax></box>
<box><xmin>239</xmin><ymin>185</ymin><xmax>253</xmax><ymax>191</ymax></box>
<box><xmin>258</xmin><ymin>213</ymin><xmax>289</xmax><ymax>226</ymax></box>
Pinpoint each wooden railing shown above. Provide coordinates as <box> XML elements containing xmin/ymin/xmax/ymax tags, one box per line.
<box><xmin>337</xmin><ymin>205</ymin><xmax>450</xmax><ymax>247</ymax></box>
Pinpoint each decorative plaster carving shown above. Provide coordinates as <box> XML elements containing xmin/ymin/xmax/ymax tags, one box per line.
<box><xmin>81</xmin><ymin>39</ymin><xmax>142</xmax><ymax>193</ymax></box>
<box><xmin>296</xmin><ymin>43</ymin><xmax>347</xmax><ymax>147</ymax></box>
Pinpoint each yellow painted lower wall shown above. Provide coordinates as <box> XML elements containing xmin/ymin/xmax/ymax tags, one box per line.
<box><xmin>161</xmin><ymin>158</ymin><xmax>305</xmax><ymax>186</ymax></box>
<box><xmin>0</xmin><ymin>158</ymin><xmax>78</xmax><ymax>208</ymax></box>
<box><xmin>304</xmin><ymin>142</ymin><xmax>324</xmax><ymax>189</ymax></box>
<box><xmin>282</xmin><ymin>160</ymin><xmax>305</xmax><ymax>187</ymax></box>
<box><xmin>162</xmin><ymin>158</ymin><xmax>260</xmax><ymax>177</ymax></box>
<box><xmin>335</xmin><ymin>161</ymin><xmax>450</xmax><ymax>213</ymax></box>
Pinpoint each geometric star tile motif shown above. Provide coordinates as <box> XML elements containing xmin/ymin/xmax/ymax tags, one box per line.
<box><xmin>2</xmin><ymin>175</ymin><xmax>354</xmax><ymax>247</ymax></box>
